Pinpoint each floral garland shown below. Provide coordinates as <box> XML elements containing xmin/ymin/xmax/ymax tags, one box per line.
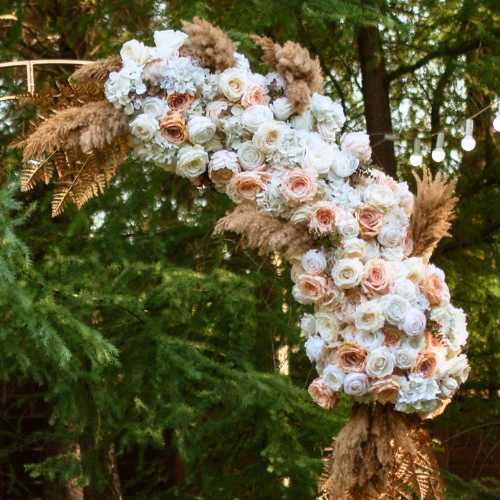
<box><xmin>104</xmin><ymin>29</ymin><xmax>470</xmax><ymax>419</ymax></box>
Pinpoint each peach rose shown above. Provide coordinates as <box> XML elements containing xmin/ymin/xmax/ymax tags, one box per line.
<box><xmin>159</xmin><ymin>112</ymin><xmax>188</xmax><ymax>144</ymax></box>
<box><xmin>412</xmin><ymin>350</ymin><xmax>438</xmax><ymax>379</ymax></box>
<box><xmin>361</xmin><ymin>259</ymin><xmax>392</xmax><ymax>296</ymax></box>
<box><xmin>280</xmin><ymin>168</ymin><xmax>318</xmax><ymax>206</ymax></box>
<box><xmin>309</xmin><ymin>202</ymin><xmax>343</xmax><ymax>235</ymax></box>
<box><xmin>335</xmin><ymin>291</ymin><xmax>368</xmax><ymax>324</ymax></box>
<box><xmin>355</xmin><ymin>204</ymin><xmax>383</xmax><ymax>238</ymax></box>
<box><xmin>226</xmin><ymin>171</ymin><xmax>269</xmax><ymax>203</ymax></box>
<box><xmin>371</xmin><ymin>375</ymin><xmax>401</xmax><ymax>404</ymax></box>
<box><xmin>296</xmin><ymin>273</ymin><xmax>334</xmax><ymax>304</ymax></box>
<box><xmin>321</xmin><ymin>346</ymin><xmax>339</xmax><ymax>366</ymax></box>
<box><xmin>382</xmin><ymin>325</ymin><xmax>403</xmax><ymax>350</ymax></box>
<box><xmin>241</xmin><ymin>84</ymin><xmax>271</xmax><ymax>108</ymax></box>
<box><xmin>167</xmin><ymin>92</ymin><xmax>195</xmax><ymax>113</ymax></box>
<box><xmin>419</xmin><ymin>274</ymin><xmax>449</xmax><ymax>307</ymax></box>
<box><xmin>336</xmin><ymin>343</ymin><xmax>367</xmax><ymax>373</ymax></box>
<box><xmin>425</xmin><ymin>333</ymin><xmax>447</xmax><ymax>359</ymax></box>
<box><xmin>308</xmin><ymin>378</ymin><xmax>339</xmax><ymax>409</ymax></box>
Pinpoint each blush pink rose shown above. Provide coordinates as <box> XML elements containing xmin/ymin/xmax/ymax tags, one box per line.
<box><xmin>335</xmin><ymin>291</ymin><xmax>368</xmax><ymax>324</ymax></box>
<box><xmin>402</xmin><ymin>228</ymin><xmax>414</xmax><ymax>257</ymax></box>
<box><xmin>309</xmin><ymin>202</ymin><xmax>343</xmax><ymax>235</ymax></box>
<box><xmin>355</xmin><ymin>204</ymin><xmax>383</xmax><ymax>238</ymax></box>
<box><xmin>412</xmin><ymin>350</ymin><xmax>438</xmax><ymax>379</ymax></box>
<box><xmin>419</xmin><ymin>274</ymin><xmax>450</xmax><ymax>306</ymax></box>
<box><xmin>370</xmin><ymin>375</ymin><xmax>401</xmax><ymax>404</ymax></box>
<box><xmin>281</xmin><ymin>168</ymin><xmax>318</xmax><ymax>206</ymax></box>
<box><xmin>336</xmin><ymin>342</ymin><xmax>367</xmax><ymax>373</ymax></box>
<box><xmin>226</xmin><ymin>171</ymin><xmax>270</xmax><ymax>203</ymax></box>
<box><xmin>296</xmin><ymin>273</ymin><xmax>334</xmax><ymax>303</ymax></box>
<box><xmin>308</xmin><ymin>378</ymin><xmax>339</xmax><ymax>409</ymax></box>
<box><xmin>382</xmin><ymin>325</ymin><xmax>403</xmax><ymax>350</ymax></box>
<box><xmin>241</xmin><ymin>84</ymin><xmax>271</xmax><ymax>108</ymax></box>
<box><xmin>361</xmin><ymin>259</ymin><xmax>393</xmax><ymax>296</ymax></box>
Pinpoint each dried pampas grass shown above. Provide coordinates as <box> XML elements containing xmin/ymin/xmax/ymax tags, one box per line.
<box><xmin>251</xmin><ymin>35</ymin><xmax>324</xmax><ymax>113</ymax></box>
<box><xmin>179</xmin><ymin>17</ymin><xmax>238</xmax><ymax>73</ymax></box>
<box><xmin>410</xmin><ymin>167</ymin><xmax>458</xmax><ymax>262</ymax></box>
<box><xmin>213</xmin><ymin>211</ymin><xmax>315</xmax><ymax>258</ymax></box>
<box><xmin>71</xmin><ymin>56</ymin><xmax>122</xmax><ymax>83</ymax></box>
<box><xmin>22</xmin><ymin>100</ymin><xmax>129</xmax><ymax>160</ymax></box>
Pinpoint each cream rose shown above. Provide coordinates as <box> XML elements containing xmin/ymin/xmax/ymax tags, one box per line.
<box><xmin>337</xmin><ymin>216</ymin><xmax>360</xmax><ymax>239</ymax></box>
<box><xmin>394</xmin><ymin>347</ymin><xmax>418</xmax><ymax>370</ymax></box>
<box><xmin>308</xmin><ymin>378</ymin><xmax>339</xmax><ymax>409</ymax></box>
<box><xmin>302</xmin><ymin>249</ymin><xmax>327</xmax><ymax>275</ymax></box>
<box><xmin>336</xmin><ymin>343</ymin><xmax>367</xmax><ymax>373</ymax></box>
<box><xmin>187</xmin><ymin>115</ymin><xmax>216</xmax><ymax>145</ymax></box>
<box><xmin>120</xmin><ymin>39</ymin><xmax>149</xmax><ymax>66</ymax></box>
<box><xmin>305</xmin><ymin>146</ymin><xmax>333</xmax><ymax>176</ymax></box>
<box><xmin>270</xmin><ymin>97</ymin><xmax>294</xmax><ymax>121</ymax></box>
<box><xmin>141</xmin><ymin>97</ymin><xmax>168</xmax><ymax>119</ymax></box>
<box><xmin>331</xmin><ymin>148</ymin><xmax>359</xmax><ymax>177</ymax></box>
<box><xmin>129</xmin><ymin>114</ymin><xmax>160</xmax><ymax>141</ymax></box>
<box><xmin>153</xmin><ymin>30</ymin><xmax>188</xmax><ymax>59</ymax></box>
<box><xmin>361</xmin><ymin>259</ymin><xmax>392</xmax><ymax>295</ymax></box>
<box><xmin>366</xmin><ymin>347</ymin><xmax>395</xmax><ymax>378</ymax></box>
<box><xmin>341</xmin><ymin>132</ymin><xmax>371</xmax><ymax>163</ymax></box>
<box><xmin>364</xmin><ymin>184</ymin><xmax>397</xmax><ymax>212</ymax></box>
<box><xmin>309</xmin><ymin>202</ymin><xmax>342</xmax><ymax>235</ymax></box>
<box><xmin>332</xmin><ymin>258</ymin><xmax>364</xmax><ymax>289</ymax></box>
<box><xmin>305</xmin><ymin>336</ymin><xmax>324</xmax><ymax>362</ymax></box>
<box><xmin>176</xmin><ymin>145</ymin><xmax>209</xmax><ymax>179</ymax></box>
<box><xmin>319</xmin><ymin>286</ymin><xmax>346</xmax><ymax>309</ymax></box>
<box><xmin>339</xmin><ymin>238</ymin><xmax>366</xmax><ymax>260</ymax></box>
<box><xmin>288</xmin><ymin>204</ymin><xmax>313</xmax><ymax>225</ymax></box>
<box><xmin>219</xmin><ymin>68</ymin><xmax>247</xmax><ymax>102</ymax></box>
<box><xmin>253</xmin><ymin>122</ymin><xmax>283</xmax><ymax>154</ymax></box>
<box><xmin>281</xmin><ymin>168</ymin><xmax>318</xmax><ymax>206</ymax></box>
<box><xmin>355</xmin><ymin>329</ymin><xmax>384</xmax><ymax>351</ymax></box>
<box><xmin>344</xmin><ymin>372</ymin><xmax>371</xmax><ymax>396</ymax></box>
<box><xmin>317</xmin><ymin>121</ymin><xmax>336</xmax><ymax>142</ymax></box>
<box><xmin>403</xmin><ymin>257</ymin><xmax>427</xmax><ymax>284</ymax></box>
<box><xmin>237</xmin><ymin>141</ymin><xmax>265</xmax><ymax>171</ymax></box>
<box><xmin>391</xmin><ymin>278</ymin><xmax>417</xmax><ymax>301</ymax></box>
<box><xmin>226</xmin><ymin>171</ymin><xmax>268</xmax><ymax>203</ymax></box>
<box><xmin>363</xmin><ymin>238</ymin><xmax>381</xmax><ymax>262</ymax></box>
<box><xmin>296</xmin><ymin>273</ymin><xmax>334</xmax><ymax>304</ymax></box>
<box><xmin>241</xmin><ymin>105</ymin><xmax>273</xmax><ymax>132</ymax></box>
<box><xmin>354</xmin><ymin>300</ymin><xmax>385</xmax><ymax>332</ymax></box>
<box><xmin>315</xmin><ymin>312</ymin><xmax>341</xmax><ymax>344</ymax></box>
<box><xmin>439</xmin><ymin>376</ymin><xmax>459</xmax><ymax>399</ymax></box>
<box><xmin>208</xmin><ymin>150</ymin><xmax>241</xmax><ymax>190</ymax></box>
<box><xmin>447</xmin><ymin>354</ymin><xmax>470</xmax><ymax>384</ymax></box>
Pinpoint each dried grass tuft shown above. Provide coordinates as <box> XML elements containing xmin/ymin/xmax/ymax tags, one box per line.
<box><xmin>179</xmin><ymin>17</ymin><xmax>238</xmax><ymax>73</ymax></box>
<box><xmin>251</xmin><ymin>35</ymin><xmax>324</xmax><ymax>113</ymax></box>
<box><xmin>71</xmin><ymin>56</ymin><xmax>122</xmax><ymax>83</ymax></box>
<box><xmin>410</xmin><ymin>167</ymin><xmax>458</xmax><ymax>262</ymax></box>
<box><xmin>213</xmin><ymin>211</ymin><xmax>315</xmax><ymax>258</ymax></box>
<box><xmin>22</xmin><ymin>100</ymin><xmax>130</xmax><ymax>160</ymax></box>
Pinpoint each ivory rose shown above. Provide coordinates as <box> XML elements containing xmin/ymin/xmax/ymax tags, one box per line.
<box><xmin>120</xmin><ymin>39</ymin><xmax>149</xmax><ymax>66</ymax></box>
<box><xmin>371</xmin><ymin>375</ymin><xmax>401</xmax><ymax>404</ymax></box>
<box><xmin>355</xmin><ymin>205</ymin><xmax>383</xmax><ymax>238</ymax></box>
<box><xmin>337</xmin><ymin>216</ymin><xmax>360</xmax><ymax>239</ymax></box>
<box><xmin>296</xmin><ymin>273</ymin><xmax>334</xmax><ymax>304</ymax></box>
<box><xmin>187</xmin><ymin>116</ymin><xmax>216</xmax><ymax>145</ymax></box>
<box><xmin>280</xmin><ymin>168</ymin><xmax>318</xmax><ymax>206</ymax></box>
<box><xmin>362</xmin><ymin>259</ymin><xmax>392</xmax><ymax>295</ymax></box>
<box><xmin>237</xmin><ymin>141</ymin><xmax>265</xmax><ymax>171</ymax></box>
<box><xmin>160</xmin><ymin>112</ymin><xmax>188</xmax><ymax>144</ymax></box>
<box><xmin>339</xmin><ymin>238</ymin><xmax>366</xmax><ymax>260</ymax></box>
<box><xmin>380</xmin><ymin>293</ymin><xmax>411</xmax><ymax>325</ymax></box>
<box><xmin>241</xmin><ymin>84</ymin><xmax>271</xmax><ymax>108</ymax></box>
<box><xmin>336</xmin><ymin>343</ymin><xmax>367</xmax><ymax>373</ymax></box>
<box><xmin>377</xmin><ymin>225</ymin><xmax>402</xmax><ymax>248</ymax></box>
<box><xmin>129</xmin><ymin>114</ymin><xmax>160</xmax><ymax>141</ymax></box>
<box><xmin>308</xmin><ymin>378</ymin><xmax>339</xmax><ymax>409</ymax></box>
<box><xmin>315</xmin><ymin>312</ymin><xmax>341</xmax><ymax>344</ymax></box>
<box><xmin>364</xmin><ymin>184</ymin><xmax>397</xmax><ymax>212</ymax></box>
<box><xmin>226</xmin><ymin>171</ymin><xmax>269</xmax><ymax>203</ymax></box>
<box><xmin>394</xmin><ymin>347</ymin><xmax>418</xmax><ymax>370</ymax></box>
<box><xmin>140</xmin><ymin>97</ymin><xmax>168</xmax><ymax>119</ymax></box>
<box><xmin>340</xmin><ymin>132</ymin><xmax>371</xmax><ymax>163</ymax></box>
<box><xmin>241</xmin><ymin>105</ymin><xmax>273</xmax><ymax>132</ymax></box>
<box><xmin>301</xmin><ymin>313</ymin><xmax>316</xmax><ymax>338</ymax></box>
<box><xmin>354</xmin><ymin>300</ymin><xmax>385</xmax><ymax>332</ymax></box>
<box><xmin>270</xmin><ymin>97</ymin><xmax>294</xmax><ymax>121</ymax></box>
<box><xmin>331</xmin><ymin>258</ymin><xmax>364</xmax><ymax>289</ymax></box>
<box><xmin>253</xmin><ymin>122</ymin><xmax>284</xmax><ymax>154</ymax></box>
<box><xmin>175</xmin><ymin>145</ymin><xmax>208</xmax><ymax>179</ymax></box>
<box><xmin>219</xmin><ymin>68</ymin><xmax>247</xmax><ymax>102</ymax></box>
<box><xmin>366</xmin><ymin>347</ymin><xmax>395</xmax><ymax>378</ymax></box>
<box><xmin>167</xmin><ymin>92</ymin><xmax>195</xmax><ymax>113</ymax></box>
<box><xmin>309</xmin><ymin>202</ymin><xmax>342</xmax><ymax>234</ymax></box>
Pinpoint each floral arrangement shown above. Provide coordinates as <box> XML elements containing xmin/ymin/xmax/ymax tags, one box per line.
<box><xmin>103</xmin><ymin>27</ymin><xmax>469</xmax><ymax>419</ymax></box>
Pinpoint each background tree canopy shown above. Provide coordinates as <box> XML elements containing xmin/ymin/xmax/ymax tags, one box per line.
<box><xmin>0</xmin><ymin>0</ymin><xmax>499</xmax><ymax>499</ymax></box>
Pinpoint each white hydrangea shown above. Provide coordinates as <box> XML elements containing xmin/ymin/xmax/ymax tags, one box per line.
<box><xmin>396</xmin><ymin>374</ymin><xmax>441</xmax><ymax>414</ymax></box>
<box><xmin>309</xmin><ymin>93</ymin><xmax>346</xmax><ymax>128</ymax></box>
<box><xmin>160</xmin><ymin>57</ymin><xmax>206</xmax><ymax>95</ymax></box>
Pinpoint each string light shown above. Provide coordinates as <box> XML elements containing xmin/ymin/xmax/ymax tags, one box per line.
<box><xmin>431</xmin><ymin>132</ymin><xmax>445</xmax><ymax>162</ymax></box>
<box><xmin>461</xmin><ymin>119</ymin><xmax>476</xmax><ymax>151</ymax></box>
<box><xmin>409</xmin><ymin>139</ymin><xmax>422</xmax><ymax>166</ymax></box>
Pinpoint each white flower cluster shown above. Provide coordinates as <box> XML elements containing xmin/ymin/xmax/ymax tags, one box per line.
<box><xmin>107</xmin><ymin>30</ymin><xmax>470</xmax><ymax>419</ymax></box>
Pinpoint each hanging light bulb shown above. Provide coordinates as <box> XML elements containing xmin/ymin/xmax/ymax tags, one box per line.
<box><xmin>431</xmin><ymin>132</ymin><xmax>446</xmax><ymax>162</ymax></box>
<box><xmin>493</xmin><ymin>110</ymin><xmax>500</xmax><ymax>132</ymax></box>
<box><xmin>461</xmin><ymin>119</ymin><xmax>476</xmax><ymax>151</ymax></box>
<box><xmin>409</xmin><ymin>138</ymin><xmax>422</xmax><ymax>166</ymax></box>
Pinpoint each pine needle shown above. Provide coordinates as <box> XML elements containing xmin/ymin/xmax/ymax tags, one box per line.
<box><xmin>411</xmin><ymin>167</ymin><xmax>458</xmax><ymax>262</ymax></box>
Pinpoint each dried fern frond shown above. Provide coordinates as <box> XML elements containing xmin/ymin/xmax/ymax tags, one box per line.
<box><xmin>179</xmin><ymin>17</ymin><xmax>238</xmax><ymax>73</ymax></box>
<box><xmin>21</xmin><ymin>100</ymin><xmax>129</xmax><ymax>160</ymax></box>
<box><xmin>251</xmin><ymin>36</ymin><xmax>324</xmax><ymax>113</ymax></box>
<box><xmin>213</xmin><ymin>211</ymin><xmax>315</xmax><ymax>258</ymax></box>
<box><xmin>71</xmin><ymin>56</ymin><xmax>122</xmax><ymax>83</ymax></box>
<box><xmin>411</xmin><ymin>167</ymin><xmax>458</xmax><ymax>262</ymax></box>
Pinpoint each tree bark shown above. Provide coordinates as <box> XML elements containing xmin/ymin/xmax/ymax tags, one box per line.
<box><xmin>357</xmin><ymin>25</ymin><xmax>397</xmax><ymax>178</ymax></box>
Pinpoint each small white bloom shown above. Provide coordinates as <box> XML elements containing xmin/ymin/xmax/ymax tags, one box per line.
<box><xmin>309</xmin><ymin>93</ymin><xmax>345</xmax><ymax>128</ymax></box>
<box><xmin>315</xmin><ymin>313</ymin><xmax>341</xmax><ymax>344</ymax></box>
<box><xmin>355</xmin><ymin>329</ymin><xmax>384</xmax><ymax>351</ymax></box>
<box><xmin>362</xmin><ymin>238</ymin><xmax>381</xmax><ymax>262</ymax></box>
<box><xmin>381</xmin><ymin>246</ymin><xmax>404</xmax><ymax>262</ymax></box>
<box><xmin>377</xmin><ymin>225</ymin><xmax>402</xmax><ymax>247</ymax></box>
<box><xmin>290</xmin><ymin>110</ymin><xmax>314</xmax><ymax>131</ymax></box>
<box><xmin>439</xmin><ymin>376</ymin><xmax>459</xmax><ymax>399</ymax></box>
<box><xmin>140</xmin><ymin>97</ymin><xmax>169</xmax><ymax>119</ymax></box>
<box><xmin>403</xmin><ymin>334</ymin><xmax>426</xmax><ymax>352</ymax></box>
<box><xmin>187</xmin><ymin>115</ymin><xmax>216</xmax><ymax>145</ymax></box>
<box><xmin>160</xmin><ymin>57</ymin><xmax>205</xmax><ymax>95</ymax></box>
<box><xmin>153</xmin><ymin>30</ymin><xmax>188</xmax><ymax>59</ymax></box>
<box><xmin>331</xmin><ymin>148</ymin><xmax>359</xmax><ymax>178</ymax></box>
<box><xmin>404</xmin><ymin>257</ymin><xmax>427</xmax><ymax>284</ymax></box>
<box><xmin>120</xmin><ymin>39</ymin><xmax>149</xmax><ymax>67</ymax></box>
<box><xmin>396</xmin><ymin>374</ymin><xmax>440</xmax><ymax>414</ymax></box>
<box><xmin>341</xmin><ymin>132</ymin><xmax>371</xmax><ymax>163</ymax></box>
<box><xmin>391</xmin><ymin>278</ymin><xmax>417</xmax><ymax>301</ymax></box>
<box><xmin>317</xmin><ymin>121</ymin><xmax>337</xmax><ymax>142</ymax></box>
<box><xmin>364</xmin><ymin>184</ymin><xmax>397</xmax><ymax>212</ymax></box>
<box><xmin>305</xmin><ymin>145</ymin><xmax>334</xmax><ymax>176</ymax></box>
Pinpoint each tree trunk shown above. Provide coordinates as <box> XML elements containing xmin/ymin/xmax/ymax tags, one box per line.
<box><xmin>357</xmin><ymin>25</ymin><xmax>397</xmax><ymax>178</ymax></box>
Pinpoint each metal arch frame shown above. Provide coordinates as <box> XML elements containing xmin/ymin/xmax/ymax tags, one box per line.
<box><xmin>0</xmin><ymin>60</ymin><xmax>93</xmax><ymax>101</ymax></box>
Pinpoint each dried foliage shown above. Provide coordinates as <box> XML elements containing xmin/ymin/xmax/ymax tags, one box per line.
<box><xmin>411</xmin><ymin>167</ymin><xmax>458</xmax><ymax>262</ymax></box>
<box><xmin>179</xmin><ymin>17</ymin><xmax>238</xmax><ymax>73</ymax></box>
<box><xmin>213</xmin><ymin>211</ymin><xmax>316</xmax><ymax>258</ymax></box>
<box><xmin>251</xmin><ymin>35</ymin><xmax>324</xmax><ymax>113</ymax></box>
<box><xmin>71</xmin><ymin>56</ymin><xmax>123</xmax><ymax>83</ymax></box>
<box><xmin>318</xmin><ymin>405</ymin><xmax>444</xmax><ymax>500</ymax></box>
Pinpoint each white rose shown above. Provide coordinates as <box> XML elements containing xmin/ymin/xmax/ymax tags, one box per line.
<box><xmin>301</xmin><ymin>313</ymin><xmax>316</xmax><ymax>338</ymax></box>
<box><xmin>253</xmin><ymin>122</ymin><xmax>283</xmax><ymax>153</ymax></box>
<box><xmin>290</xmin><ymin>110</ymin><xmax>314</xmax><ymax>131</ymax></box>
<box><xmin>219</xmin><ymin>68</ymin><xmax>248</xmax><ymax>102</ymax></box>
<box><xmin>305</xmin><ymin>146</ymin><xmax>333</xmax><ymax>176</ymax></box>
<box><xmin>377</xmin><ymin>225</ymin><xmax>402</xmax><ymax>247</ymax></box>
<box><xmin>302</xmin><ymin>249</ymin><xmax>327</xmax><ymax>274</ymax></box>
<box><xmin>338</xmin><ymin>238</ymin><xmax>366</xmax><ymax>260</ymax></box>
<box><xmin>141</xmin><ymin>97</ymin><xmax>169</xmax><ymax>119</ymax></box>
<box><xmin>323</xmin><ymin>365</ymin><xmax>345</xmax><ymax>392</ymax></box>
<box><xmin>364</xmin><ymin>184</ymin><xmax>397</xmax><ymax>212</ymax></box>
<box><xmin>331</xmin><ymin>258</ymin><xmax>364</xmax><ymax>289</ymax></box>
<box><xmin>309</xmin><ymin>93</ymin><xmax>345</xmax><ymax>127</ymax></box>
<box><xmin>404</xmin><ymin>257</ymin><xmax>427</xmax><ymax>284</ymax></box>
<box><xmin>270</xmin><ymin>97</ymin><xmax>294</xmax><ymax>121</ymax></box>
<box><xmin>400</xmin><ymin>307</ymin><xmax>426</xmax><ymax>336</ymax></box>
<box><xmin>439</xmin><ymin>377</ymin><xmax>459</xmax><ymax>399</ymax></box>
<box><xmin>387</xmin><ymin>261</ymin><xmax>409</xmax><ymax>282</ymax></box>
<box><xmin>331</xmin><ymin>148</ymin><xmax>359</xmax><ymax>178</ymax></box>
<box><xmin>397</xmin><ymin>181</ymin><xmax>414</xmax><ymax>216</ymax></box>
<box><xmin>413</xmin><ymin>293</ymin><xmax>431</xmax><ymax>312</ymax></box>
<box><xmin>129</xmin><ymin>114</ymin><xmax>160</xmax><ymax>141</ymax></box>
<box><xmin>187</xmin><ymin>115</ymin><xmax>216</xmax><ymax>145</ymax></box>
<box><xmin>315</xmin><ymin>313</ymin><xmax>341</xmax><ymax>344</ymax></box>
<box><xmin>366</xmin><ymin>347</ymin><xmax>395</xmax><ymax>378</ymax></box>
<box><xmin>237</xmin><ymin>141</ymin><xmax>265</xmax><ymax>171</ymax></box>
<box><xmin>305</xmin><ymin>336</ymin><xmax>324</xmax><ymax>362</ymax></box>
<box><xmin>355</xmin><ymin>329</ymin><xmax>384</xmax><ymax>351</ymax></box>
<box><xmin>380</xmin><ymin>294</ymin><xmax>411</xmax><ymax>325</ymax></box>
<box><xmin>354</xmin><ymin>300</ymin><xmax>385</xmax><ymax>332</ymax></box>
<box><xmin>153</xmin><ymin>30</ymin><xmax>188</xmax><ymax>59</ymax></box>
<box><xmin>241</xmin><ymin>105</ymin><xmax>274</xmax><ymax>132</ymax></box>
<box><xmin>206</xmin><ymin>100</ymin><xmax>231</xmax><ymax>127</ymax></box>
<box><xmin>394</xmin><ymin>347</ymin><xmax>418</xmax><ymax>369</ymax></box>
<box><xmin>120</xmin><ymin>39</ymin><xmax>149</xmax><ymax>67</ymax></box>
<box><xmin>317</xmin><ymin>121</ymin><xmax>336</xmax><ymax>142</ymax></box>
<box><xmin>447</xmin><ymin>354</ymin><xmax>470</xmax><ymax>384</ymax></box>
<box><xmin>391</xmin><ymin>279</ymin><xmax>417</xmax><ymax>301</ymax></box>
<box><xmin>382</xmin><ymin>247</ymin><xmax>404</xmax><ymax>262</ymax></box>
<box><xmin>341</xmin><ymin>132</ymin><xmax>371</xmax><ymax>163</ymax></box>
<box><xmin>403</xmin><ymin>334</ymin><xmax>426</xmax><ymax>352</ymax></box>
<box><xmin>288</xmin><ymin>204</ymin><xmax>313</xmax><ymax>225</ymax></box>
<box><xmin>344</xmin><ymin>372</ymin><xmax>371</xmax><ymax>396</ymax></box>
<box><xmin>176</xmin><ymin>144</ymin><xmax>209</xmax><ymax>179</ymax></box>
<box><xmin>337</xmin><ymin>216</ymin><xmax>360</xmax><ymax>239</ymax></box>
<box><xmin>362</xmin><ymin>239</ymin><xmax>381</xmax><ymax>262</ymax></box>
